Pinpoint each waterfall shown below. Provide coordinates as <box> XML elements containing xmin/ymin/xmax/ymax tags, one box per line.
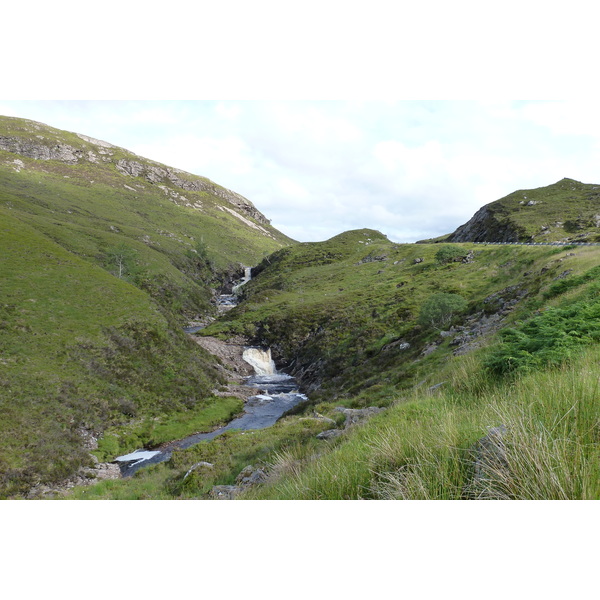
<box><xmin>232</xmin><ymin>266</ymin><xmax>252</xmax><ymax>295</ymax></box>
<box><xmin>242</xmin><ymin>347</ymin><xmax>276</xmax><ymax>375</ymax></box>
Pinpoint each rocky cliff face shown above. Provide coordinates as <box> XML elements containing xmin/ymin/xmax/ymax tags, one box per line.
<box><xmin>0</xmin><ymin>134</ymin><xmax>89</xmax><ymax>163</ymax></box>
<box><xmin>445</xmin><ymin>204</ymin><xmax>524</xmax><ymax>243</ymax></box>
<box><xmin>114</xmin><ymin>158</ymin><xmax>269</xmax><ymax>224</ymax></box>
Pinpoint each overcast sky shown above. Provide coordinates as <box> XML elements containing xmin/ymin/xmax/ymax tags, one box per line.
<box><xmin>3</xmin><ymin>99</ymin><xmax>600</xmax><ymax>243</ymax></box>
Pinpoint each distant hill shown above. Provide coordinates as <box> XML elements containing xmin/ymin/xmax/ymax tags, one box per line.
<box><xmin>418</xmin><ymin>178</ymin><xmax>600</xmax><ymax>244</ymax></box>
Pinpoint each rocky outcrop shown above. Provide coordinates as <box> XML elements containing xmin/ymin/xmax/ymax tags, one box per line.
<box><xmin>315</xmin><ymin>407</ymin><xmax>385</xmax><ymax>442</ymax></box>
<box><xmin>335</xmin><ymin>406</ymin><xmax>385</xmax><ymax>427</ymax></box>
<box><xmin>445</xmin><ymin>204</ymin><xmax>523</xmax><ymax>243</ymax></box>
<box><xmin>426</xmin><ymin>285</ymin><xmax>529</xmax><ymax>356</ymax></box>
<box><xmin>210</xmin><ymin>464</ymin><xmax>268</xmax><ymax>499</ymax></box>
<box><xmin>0</xmin><ymin>136</ymin><xmax>84</xmax><ymax>164</ymax></box>
<box><xmin>115</xmin><ymin>159</ymin><xmax>269</xmax><ymax>224</ymax></box>
<box><xmin>191</xmin><ymin>335</ymin><xmax>259</xmax><ymax>400</ymax></box>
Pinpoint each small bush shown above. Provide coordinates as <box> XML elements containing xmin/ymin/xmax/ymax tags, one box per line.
<box><xmin>418</xmin><ymin>293</ymin><xmax>468</xmax><ymax>329</ymax></box>
<box><xmin>435</xmin><ymin>245</ymin><xmax>468</xmax><ymax>264</ymax></box>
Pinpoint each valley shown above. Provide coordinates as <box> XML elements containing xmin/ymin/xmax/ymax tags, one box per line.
<box><xmin>1</xmin><ymin>115</ymin><xmax>599</xmax><ymax>500</ymax></box>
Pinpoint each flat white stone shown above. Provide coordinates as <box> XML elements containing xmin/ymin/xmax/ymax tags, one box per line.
<box><xmin>115</xmin><ymin>450</ymin><xmax>161</xmax><ymax>464</ymax></box>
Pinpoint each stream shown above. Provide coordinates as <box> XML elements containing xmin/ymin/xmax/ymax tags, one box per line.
<box><xmin>115</xmin><ymin>267</ymin><xmax>309</xmax><ymax>477</ymax></box>
<box><xmin>116</xmin><ymin>371</ymin><xmax>307</xmax><ymax>477</ymax></box>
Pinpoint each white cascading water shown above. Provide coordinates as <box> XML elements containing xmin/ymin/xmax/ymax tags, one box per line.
<box><xmin>232</xmin><ymin>266</ymin><xmax>252</xmax><ymax>295</ymax></box>
<box><xmin>242</xmin><ymin>347</ymin><xmax>277</xmax><ymax>375</ymax></box>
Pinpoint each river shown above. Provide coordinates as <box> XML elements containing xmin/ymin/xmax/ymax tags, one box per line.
<box><xmin>115</xmin><ymin>267</ymin><xmax>308</xmax><ymax>477</ymax></box>
<box><xmin>116</xmin><ymin>371</ymin><xmax>308</xmax><ymax>477</ymax></box>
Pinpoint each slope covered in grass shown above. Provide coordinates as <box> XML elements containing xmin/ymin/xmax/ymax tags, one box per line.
<box><xmin>204</xmin><ymin>228</ymin><xmax>600</xmax><ymax>403</ymax></box>
<box><xmin>0</xmin><ymin>115</ymin><xmax>295</xmax><ymax>497</ymax></box>
<box><xmin>0</xmin><ymin>209</ymin><xmax>232</xmax><ymax>495</ymax></box>
<box><xmin>69</xmin><ymin>229</ymin><xmax>597</xmax><ymax>501</ymax></box>
<box><xmin>70</xmin><ymin>232</ymin><xmax>600</xmax><ymax>500</ymax></box>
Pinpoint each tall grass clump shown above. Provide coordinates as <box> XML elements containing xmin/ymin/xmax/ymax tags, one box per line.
<box><xmin>373</xmin><ymin>351</ymin><xmax>600</xmax><ymax>500</ymax></box>
<box><xmin>250</xmin><ymin>345</ymin><xmax>599</xmax><ymax>501</ymax></box>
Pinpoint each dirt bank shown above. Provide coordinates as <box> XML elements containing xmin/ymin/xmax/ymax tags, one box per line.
<box><xmin>191</xmin><ymin>334</ymin><xmax>257</xmax><ymax>400</ymax></box>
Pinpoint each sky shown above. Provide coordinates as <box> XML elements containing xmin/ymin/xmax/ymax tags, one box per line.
<box><xmin>3</xmin><ymin>99</ymin><xmax>600</xmax><ymax>243</ymax></box>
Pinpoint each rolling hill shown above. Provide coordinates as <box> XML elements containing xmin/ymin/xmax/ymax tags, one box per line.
<box><xmin>419</xmin><ymin>178</ymin><xmax>600</xmax><ymax>244</ymax></box>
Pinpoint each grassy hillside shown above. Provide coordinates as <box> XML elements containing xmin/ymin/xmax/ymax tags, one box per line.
<box><xmin>0</xmin><ymin>116</ymin><xmax>294</xmax><ymax>497</ymax></box>
<box><xmin>438</xmin><ymin>178</ymin><xmax>600</xmax><ymax>244</ymax></box>
<box><xmin>68</xmin><ymin>229</ymin><xmax>600</xmax><ymax>500</ymax></box>
<box><xmin>245</xmin><ymin>345</ymin><xmax>600</xmax><ymax>500</ymax></box>
<box><xmin>205</xmin><ymin>229</ymin><xmax>598</xmax><ymax>402</ymax></box>
<box><xmin>0</xmin><ymin>116</ymin><xmax>293</xmax><ymax>305</ymax></box>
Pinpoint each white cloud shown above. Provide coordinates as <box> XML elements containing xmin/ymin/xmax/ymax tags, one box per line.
<box><xmin>518</xmin><ymin>101</ymin><xmax>600</xmax><ymax>137</ymax></box>
<box><xmin>275</xmin><ymin>177</ymin><xmax>311</xmax><ymax>201</ymax></box>
<box><xmin>132</xmin><ymin>134</ymin><xmax>255</xmax><ymax>180</ymax></box>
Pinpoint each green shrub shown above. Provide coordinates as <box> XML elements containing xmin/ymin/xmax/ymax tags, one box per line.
<box><xmin>484</xmin><ymin>297</ymin><xmax>600</xmax><ymax>376</ymax></box>
<box><xmin>418</xmin><ymin>293</ymin><xmax>468</xmax><ymax>329</ymax></box>
<box><xmin>435</xmin><ymin>245</ymin><xmax>468</xmax><ymax>264</ymax></box>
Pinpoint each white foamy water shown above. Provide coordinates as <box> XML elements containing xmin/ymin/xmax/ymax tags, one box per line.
<box><xmin>232</xmin><ymin>266</ymin><xmax>252</xmax><ymax>295</ymax></box>
<box><xmin>243</xmin><ymin>347</ymin><xmax>277</xmax><ymax>375</ymax></box>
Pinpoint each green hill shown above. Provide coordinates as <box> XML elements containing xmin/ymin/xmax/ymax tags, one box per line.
<box><xmin>0</xmin><ymin>115</ymin><xmax>294</xmax><ymax>496</ymax></box>
<box><xmin>426</xmin><ymin>178</ymin><xmax>600</xmax><ymax>244</ymax></box>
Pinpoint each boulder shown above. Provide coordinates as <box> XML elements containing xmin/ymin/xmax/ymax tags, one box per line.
<box><xmin>465</xmin><ymin>425</ymin><xmax>509</xmax><ymax>499</ymax></box>
<box><xmin>316</xmin><ymin>429</ymin><xmax>342</xmax><ymax>440</ymax></box>
<box><xmin>334</xmin><ymin>406</ymin><xmax>385</xmax><ymax>428</ymax></box>
<box><xmin>236</xmin><ymin>465</ymin><xmax>268</xmax><ymax>487</ymax></box>
<box><xmin>210</xmin><ymin>485</ymin><xmax>242</xmax><ymax>500</ymax></box>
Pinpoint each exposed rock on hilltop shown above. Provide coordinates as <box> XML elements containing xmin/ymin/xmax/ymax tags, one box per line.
<box><xmin>114</xmin><ymin>159</ymin><xmax>269</xmax><ymax>225</ymax></box>
<box><xmin>426</xmin><ymin>178</ymin><xmax>600</xmax><ymax>244</ymax></box>
<box><xmin>0</xmin><ymin>116</ymin><xmax>270</xmax><ymax>227</ymax></box>
<box><xmin>445</xmin><ymin>203</ymin><xmax>524</xmax><ymax>243</ymax></box>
